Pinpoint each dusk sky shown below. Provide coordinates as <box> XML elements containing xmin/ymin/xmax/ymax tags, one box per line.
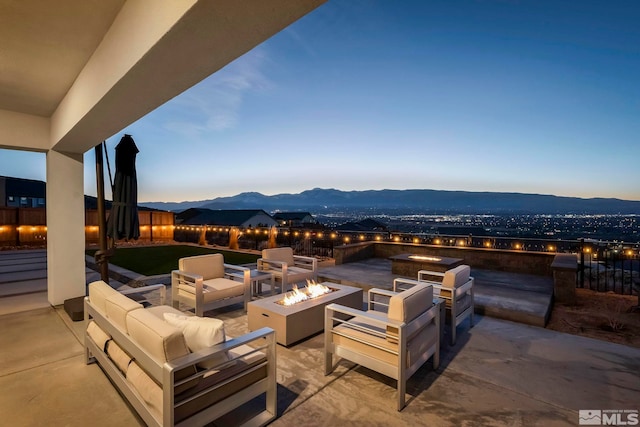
<box><xmin>2</xmin><ymin>1</ymin><xmax>639</xmax><ymax>203</ymax></box>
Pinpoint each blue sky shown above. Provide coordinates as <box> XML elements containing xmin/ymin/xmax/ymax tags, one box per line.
<box><xmin>2</xmin><ymin>0</ymin><xmax>639</xmax><ymax>202</ymax></box>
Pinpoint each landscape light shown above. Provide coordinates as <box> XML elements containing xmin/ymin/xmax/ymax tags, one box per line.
<box><xmin>375</xmin><ymin>235</ymin><xmax>381</xmax><ymax>241</ymax></box>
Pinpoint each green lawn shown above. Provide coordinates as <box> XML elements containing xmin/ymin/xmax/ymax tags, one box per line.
<box><xmin>86</xmin><ymin>245</ymin><xmax>260</xmax><ymax>276</ymax></box>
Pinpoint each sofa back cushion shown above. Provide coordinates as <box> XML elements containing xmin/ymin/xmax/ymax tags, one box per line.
<box><xmin>179</xmin><ymin>254</ymin><xmax>225</xmax><ymax>280</ymax></box>
<box><xmin>126</xmin><ymin>309</ymin><xmax>191</xmax><ymax>363</ymax></box>
<box><xmin>88</xmin><ymin>280</ymin><xmax>143</xmax><ymax>332</ymax></box>
<box><xmin>262</xmin><ymin>247</ymin><xmax>294</xmax><ymax>266</ymax></box>
<box><xmin>105</xmin><ymin>292</ymin><xmax>144</xmax><ymax>332</ymax></box>
<box><xmin>442</xmin><ymin>265</ymin><xmax>471</xmax><ymax>288</ymax></box>
<box><xmin>88</xmin><ymin>280</ymin><xmax>119</xmax><ymax>313</ymax></box>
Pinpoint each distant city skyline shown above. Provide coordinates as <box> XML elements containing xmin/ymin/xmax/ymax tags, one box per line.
<box><xmin>1</xmin><ymin>1</ymin><xmax>639</xmax><ymax>202</ymax></box>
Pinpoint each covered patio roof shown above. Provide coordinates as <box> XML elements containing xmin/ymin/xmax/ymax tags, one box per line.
<box><xmin>0</xmin><ymin>0</ymin><xmax>326</xmax><ymax>154</ymax></box>
<box><xmin>0</xmin><ymin>0</ymin><xmax>326</xmax><ymax>305</ymax></box>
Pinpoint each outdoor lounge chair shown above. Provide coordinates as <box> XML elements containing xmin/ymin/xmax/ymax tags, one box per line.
<box><xmin>256</xmin><ymin>247</ymin><xmax>317</xmax><ymax>294</ymax></box>
<box><xmin>171</xmin><ymin>253</ymin><xmax>250</xmax><ymax>316</ymax></box>
<box><xmin>415</xmin><ymin>264</ymin><xmax>474</xmax><ymax>345</ymax></box>
<box><xmin>324</xmin><ymin>280</ymin><xmax>440</xmax><ymax>411</ymax></box>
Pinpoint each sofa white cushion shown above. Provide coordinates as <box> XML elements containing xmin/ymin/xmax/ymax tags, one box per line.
<box><xmin>127</xmin><ymin>361</ymin><xmax>162</xmax><ymax>420</ymax></box>
<box><xmin>163</xmin><ymin>312</ymin><xmax>231</xmax><ymax>370</ymax></box>
<box><xmin>88</xmin><ymin>280</ymin><xmax>119</xmax><ymax>314</ymax></box>
<box><xmin>107</xmin><ymin>340</ymin><xmax>132</xmax><ymax>375</ymax></box>
<box><xmin>87</xmin><ymin>320</ymin><xmax>110</xmax><ymax>351</ymax></box>
<box><xmin>105</xmin><ymin>292</ymin><xmax>144</xmax><ymax>332</ymax></box>
<box><xmin>126</xmin><ymin>309</ymin><xmax>190</xmax><ymax>363</ymax></box>
<box><xmin>146</xmin><ymin>304</ymin><xmax>189</xmax><ymax>320</ymax></box>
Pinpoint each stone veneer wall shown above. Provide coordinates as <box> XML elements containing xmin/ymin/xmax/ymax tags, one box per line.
<box><xmin>334</xmin><ymin>241</ymin><xmax>557</xmax><ymax>276</ymax></box>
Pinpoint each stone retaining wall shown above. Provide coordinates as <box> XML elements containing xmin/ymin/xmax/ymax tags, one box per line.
<box><xmin>334</xmin><ymin>241</ymin><xmax>556</xmax><ymax>276</ymax></box>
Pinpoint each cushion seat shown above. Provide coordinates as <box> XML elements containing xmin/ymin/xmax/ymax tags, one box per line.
<box><xmin>177</xmin><ymin>277</ymin><xmax>244</xmax><ymax>302</ymax></box>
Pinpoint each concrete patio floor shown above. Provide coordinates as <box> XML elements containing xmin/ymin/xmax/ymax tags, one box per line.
<box><xmin>0</xmin><ymin>250</ymin><xmax>639</xmax><ymax>426</ymax></box>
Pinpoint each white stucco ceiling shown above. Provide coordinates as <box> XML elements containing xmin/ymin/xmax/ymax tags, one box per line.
<box><xmin>0</xmin><ymin>0</ymin><xmax>326</xmax><ymax>154</ymax></box>
<box><xmin>0</xmin><ymin>0</ymin><xmax>126</xmax><ymax>117</ymax></box>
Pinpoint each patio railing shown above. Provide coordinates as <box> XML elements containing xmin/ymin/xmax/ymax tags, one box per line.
<box><xmin>174</xmin><ymin>226</ymin><xmax>639</xmax><ymax>295</ymax></box>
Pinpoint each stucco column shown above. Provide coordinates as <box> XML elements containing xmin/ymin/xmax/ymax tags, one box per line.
<box><xmin>46</xmin><ymin>149</ymin><xmax>86</xmax><ymax>305</ymax></box>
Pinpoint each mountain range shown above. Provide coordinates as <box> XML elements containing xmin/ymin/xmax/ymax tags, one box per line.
<box><xmin>140</xmin><ymin>188</ymin><xmax>640</xmax><ymax>215</ymax></box>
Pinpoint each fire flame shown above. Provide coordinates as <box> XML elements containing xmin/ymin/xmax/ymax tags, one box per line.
<box><xmin>281</xmin><ymin>280</ymin><xmax>331</xmax><ymax>306</ymax></box>
<box><xmin>408</xmin><ymin>255</ymin><xmax>442</xmax><ymax>262</ymax></box>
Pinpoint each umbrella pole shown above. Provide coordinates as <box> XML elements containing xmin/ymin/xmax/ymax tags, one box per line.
<box><xmin>95</xmin><ymin>144</ymin><xmax>110</xmax><ymax>282</ymax></box>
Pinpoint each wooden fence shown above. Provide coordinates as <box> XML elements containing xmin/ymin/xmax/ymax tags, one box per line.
<box><xmin>0</xmin><ymin>207</ymin><xmax>174</xmax><ymax>246</ymax></box>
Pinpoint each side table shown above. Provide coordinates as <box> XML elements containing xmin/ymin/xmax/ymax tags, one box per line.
<box><xmin>249</xmin><ymin>269</ymin><xmax>275</xmax><ymax>298</ymax></box>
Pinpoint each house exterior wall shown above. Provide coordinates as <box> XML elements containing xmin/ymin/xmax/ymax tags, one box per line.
<box><xmin>241</xmin><ymin>212</ymin><xmax>278</xmax><ymax>228</ymax></box>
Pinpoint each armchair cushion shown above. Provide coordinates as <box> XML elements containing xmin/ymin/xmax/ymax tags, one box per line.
<box><xmin>388</xmin><ymin>283</ymin><xmax>434</xmax><ymax>323</ymax></box>
<box><xmin>439</xmin><ymin>265</ymin><xmax>471</xmax><ymax>305</ymax></box>
<box><xmin>176</xmin><ymin>277</ymin><xmax>245</xmax><ymax>302</ymax></box>
<box><xmin>163</xmin><ymin>312</ymin><xmax>231</xmax><ymax>370</ymax></box>
<box><xmin>179</xmin><ymin>253</ymin><xmax>225</xmax><ymax>280</ymax></box>
<box><xmin>441</xmin><ymin>265</ymin><xmax>471</xmax><ymax>288</ymax></box>
<box><xmin>262</xmin><ymin>247</ymin><xmax>295</xmax><ymax>266</ymax></box>
<box><xmin>386</xmin><ymin>283</ymin><xmax>432</xmax><ymax>344</ymax></box>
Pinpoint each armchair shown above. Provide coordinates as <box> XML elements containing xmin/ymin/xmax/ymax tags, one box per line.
<box><xmin>416</xmin><ymin>264</ymin><xmax>474</xmax><ymax>345</ymax></box>
<box><xmin>324</xmin><ymin>281</ymin><xmax>439</xmax><ymax>411</ymax></box>
<box><xmin>256</xmin><ymin>247</ymin><xmax>317</xmax><ymax>294</ymax></box>
<box><xmin>171</xmin><ymin>254</ymin><xmax>250</xmax><ymax>316</ymax></box>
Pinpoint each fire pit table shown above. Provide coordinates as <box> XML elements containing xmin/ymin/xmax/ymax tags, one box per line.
<box><xmin>247</xmin><ymin>282</ymin><xmax>363</xmax><ymax>346</ymax></box>
<box><xmin>390</xmin><ymin>253</ymin><xmax>464</xmax><ymax>278</ymax></box>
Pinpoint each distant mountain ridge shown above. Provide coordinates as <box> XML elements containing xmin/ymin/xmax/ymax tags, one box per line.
<box><xmin>140</xmin><ymin>188</ymin><xmax>640</xmax><ymax>215</ymax></box>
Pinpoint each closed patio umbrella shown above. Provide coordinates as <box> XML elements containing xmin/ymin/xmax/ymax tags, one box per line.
<box><xmin>107</xmin><ymin>134</ymin><xmax>140</xmax><ymax>241</ymax></box>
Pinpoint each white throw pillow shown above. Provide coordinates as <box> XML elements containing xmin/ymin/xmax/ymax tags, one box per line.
<box><xmin>163</xmin><ymin>312</ymin><xmax>231</xmax><ymax>370</ymax></box>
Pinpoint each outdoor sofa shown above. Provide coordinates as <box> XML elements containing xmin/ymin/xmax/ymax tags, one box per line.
<box><xmin>84</xmin><ymin>280</ymin><xmax>276</xmax><ymax>426</ymax></box>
